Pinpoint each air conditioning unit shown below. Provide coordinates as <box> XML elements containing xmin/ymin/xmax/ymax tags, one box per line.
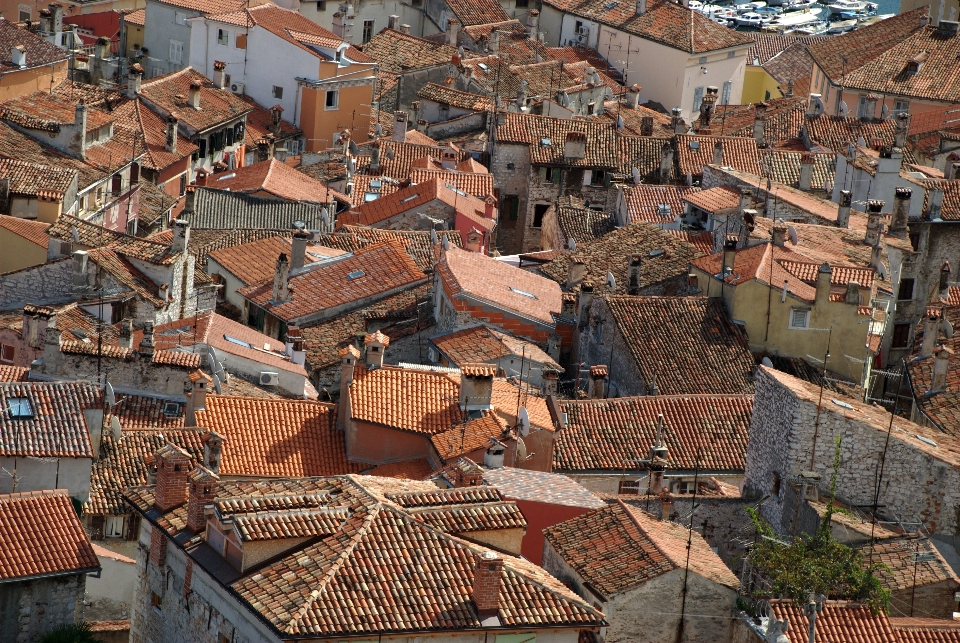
<box><xmin>577</xmin><ymin>26</ymin><xmax>590</xmax><ymax>36</ymax></box>
<box><xmin>259</xmin><ymin>371</ymin><xmax>279</xmax><ymax>386</ymax></box>
<box><xmin>230</xmin><ymin>82</ymin><xmax>245</xmax><ymax>95</ymax></box>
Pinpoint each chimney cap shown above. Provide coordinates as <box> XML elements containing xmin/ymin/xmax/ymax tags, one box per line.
<box><xmin>213</xmin><ymin>60</ymin><xmax>226</xmax><ymax>70</ymax></box>
<box><xmin>339</xmin><ymin>344</ymin><xmax>361</xmax><ymax>359</ymax></box>
<box><xmin>462</xmin><ymin>363</ymin><xmax>497</xmax><ymax>378</ymax></box>
<box><xmin>364</xmin><ymin>330</ymin><xmax>390</xmax><ymax>347</ymax></box>
<box><xmin>480</xmin><ymin>551</ymin><xmax>499</xmax><ymax>560</ymax></box>
<box><xmin>866</xmin><ymin>200</ymin><xmax>884</xmax><ymax>213</ymax></box>
<box><xmin>189</xmin><ymin>80</ymin><xmax>203</xmax><ymax>90</ymax></box>
<box><xmin>589</xmin><ymin>364</ymin><xmax>608</xmax><ymax>378</ymax></box>
<box><xmin>189</xmin><ymin>369</ymin><xmax>213</xmax><ymax>383</ymax></box>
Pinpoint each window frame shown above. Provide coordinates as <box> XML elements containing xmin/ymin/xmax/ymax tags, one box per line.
<box><xmin>0</xmin><ymin>343</ymin><xmax>14</xmax><ymax>364</ymax></box>
<box><xmin>362</xmin><ymin>19</ymin><xmax>375</xmax><ymax>43</ymax></box>
<box><xmin>272</xmin><ymin>85</ymin><xmax>284</xmax><ymax>100</ymax></box>
<box><xmin>892</xmin><ymin>323</ymin><xmax>911</xmax><ymax>349</ymax></box>
<box><xmin>104</xmin><ymin>515</ymin><xmax>124</xmax><ymax>538</ymax></box>
<box><xmin>168</xmin><ymin>39</ymin><xmax>183</xmax><ymax>64</ymax></box>
<box><xmin>898</xmin><ymin>278</ymin><xmax>915</xmax><ymax>301</ymax></box>
<box><xmin>217</xmin><ymin>28</ymin><xmax>229</xmax><ymax>46</ymax></box>
<box><xmin>788</xmin><ymin>308</ymin><xmax>810</xmax><ymax>330</ymax></box>
<box><xmin>325</xmin><ymin>89</ymin><xmax>339</xmax><ymax>110</ymax></box>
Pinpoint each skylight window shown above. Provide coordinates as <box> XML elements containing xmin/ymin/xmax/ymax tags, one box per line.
<box><xmin>831</xmin><ymin>399</ymin><xmax>854</xmax><ymax>410</ymax></box>
<box><xmin>445</xmin><ymin>184</ymin><xmax>468</xmax><ymax>197</ymax></box>
<box><xmin>648</xmin><ymin>249</ymin><xmax>665</xmax><ymax>258</ymax></box>
<box><xmin>540</xmin><ymin>138</ymin><xmax>552</xmax><ymax>147</ymax></box>
<box><xmin>347</xmin><ymin>269</ymin><xmax>365</xmax><ymax>281</ymax></box>
<box><xmin>370</xmin><ymin>179</ymin><xmax>382</xmax><ymax>190</ymax></box>
<box><xmin>400</xmin><ymin>194</ymin><xmax>419</xmax><ymax>203</ymax></box>
<box><xmin>916</xmin><ymin>435</ymin><xmax>938</xmax><ymax>448</ymax></box>
<box><xmin>7</xmin><ymin>398</ymin><xmax>33</xmax><ymax>418</ymax></box>
<box><xmin>509</xmin><ymin>286</ymin><xmax>538</xmax><ymax>299</ymax></box>
<box><xmin>216</xmin><ymin>173</ymin><xmax>237</xmax><ymax>181</ymax></box>
<box><xmin>364</xmin><ymin>192</ymin><xmax>379</xmax><ymax>202</ymax></box>
<box><xmin>162</xmin><ymin>401</ymin><xmax>181</xmax><ymax>417</ymax></box>
<box><xmin>224</xmin><ymin>334</ymin><xmax>253</xmax><ymax>349</ymax></box>
<box><xmin>689</xmin><ymin>140</ymin><xmax>700</xmax><ymax>150</ymax></box>
<box><xmin>477</xmin><ymin>62</ymin><xmax>489</xmax><ymax>71</ymax></box>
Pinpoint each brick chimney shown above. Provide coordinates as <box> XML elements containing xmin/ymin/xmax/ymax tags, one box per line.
<box><xmin>865</xmin><ymin>200</ymin><xmax>884</xmax><ymax>247</ymax></box>
<box><xmin>212</xmin><ymin>60</ymin><xmax>227</xmax><ymax>89</ymax></box>
<box><xmin>816</xmin><ymin>262</ymin><xmax>832</xmax><ymax>303</ymax></box>
<box><xmin>188</xmin><ymin>80</ymin><xmax>202</xmax><ymax>110</ymax></box>
<box><xmin>185</xmin><ymin>369</ymin><xmax>211</xmax><ymax>427</ymax></box>
<box><xmin>798</xmin><ymin>153</ymin><xmax>814</xmax><ymax>190</ymax></box>
<box><xmin>195</xmin><ymin>168</ymin><xmax>208</xmax><ymax>186</ymax></box>
<box><xmin>895</xmin><ymin>112</ymin><xmax>909</xmax><ymax>149</ymax></box>
<box><xmin>127</xmin><ymin>62</ymin><xmax>142</xmax><ymax>98</ymax></box>
<box><xmin>364</xmin><ymin>330</ymin><xmax>389</xmax><ymax>369</ymax></box>
<box><xmin>272</xmin><ymin>253</ymin><xmax>291</xmax><ymax>303</ymax></box>
<box><xmin>890</xmin><ymin>186</ymin><xmax>911</xmax><ymax>238</ymax></box>
<box><xmin>932</xmin><ymin>345</ymin><xmax>953</xmax><ymax>393</ymax></box>
<box><xmin>165</xmin><ymin>114</ymin><xmax>178</xmax><ymax>154</ymax></box>
<box><xmin>460</xmin><ymin>364</ymin><xmax>495</xmax><ymax>411</ymax></box>
<box><xmin>588</xmin><ymin>364</ymin><xmax>607</xmax><ymax>399</ymax></box>
<box><xmin>472</xmin><ymin>551</ymin><xmax>504</xmax><ymax>617</ymax></box>
<box><xmin>153</xmin><ymin>444</ymin><xmax>193</xmax><ymax>512</ymax></box>
<box><xmin>186</xmin><ymin>466</ymin><xmax>219</xmax><ymax>533</ymax></box>
<box><xmin>202</xmin><ymin>430</ymin><xmax>224</xmax><ymax>473</ymax></box>
<box><xmin>627</xmin><ymin>254</ymin><xmax>642</xmax><ymax>294</ymax></box>
<box><xmin>837</xmin><ymin>190</ymin><xmax>852</xmax><ymax>228</ymax></box>
<box><xmin>337</xmin><ymin>344</ymin><xmax>360</xmax><ymax>429</ymax></box>
<box><xmin>455</xmin><ymin>459</ymin><xmax>484</xmax><ymax>486</ymax></box>
<box><xmin>291</xmin><ymin>230</ymin><xmax>309</xmax><ymax>271</ymax></box>
<box><xmin>392</xmin><ymin>112</ymin><xmax>407</xmax><ymax>142</ymax></box>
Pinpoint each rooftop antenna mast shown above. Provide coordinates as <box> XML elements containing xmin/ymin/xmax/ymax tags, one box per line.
<box><xmin>868</xmin><ymin>359</ymin><xmax>905</xmax><ymax>565</ymax></box>
<box><xmin>674</xmin><ymin>445</ymin><xmax>703</xmax><ymax>643</ymax></box>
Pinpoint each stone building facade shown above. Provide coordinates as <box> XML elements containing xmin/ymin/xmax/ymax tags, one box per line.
<box><xmin>0</xmin><ymin>570</ymin><xmax>88</xmax><ymax>643</ymax></box>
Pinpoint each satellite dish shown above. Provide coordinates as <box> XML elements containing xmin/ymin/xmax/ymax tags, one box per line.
<box><xmin>205</xmin><ymin>353</ymin><xmax>217</xmax><ymax>372</ymax></box>
<box><xmin>880</xmin><ymin>104</ymin><xmax>889</xmax><ymax>119</ymax></box>
<box><xmin>761</xmin><ymin>356</ymin><xmax>773</xmax><ymax>367</ymax></box>
<box><xmin>213</xmin><ymin>373</ymin><xmax>223</xmax><ymax>394</ymax></box>
<box><xmin>516</xmin><ymin>436</ymin><xmax>527</xmax><ymax>461</ymax></box>
<box><xmin>839</xmin><ymin>100</ymin><xmax>848</xmax><ymax>116</ymax></box>
<box><xmin>374</xmin><ymin>123</ymin><xmax>383</xmax><ymax>136</ymax></box>
<box><xmin>431</xmin><ymin>229</ymin><xmax>439</xmax><ymax>244</ymax></box>
<box><xmin>632</xmin><ymin>167</ymin><xmax>642</xmax><ymax>184</ymax></box>
<box><xmin>877</xmin><ymin>263</ymin><xmax>888</xmax><ymax>280</ymax></box>
<box><xmin>606</xmin><ymin>271</ymin><xmax>617</xmax><ymax>291</ymax></box>
<box><xmin>787</xmin><ymin>226</ymin><xmax>799</xmax><ymax>245</ymax></box>
<box><xmin>617</xmin><ymin>114</ymin><xmax>625</xmax><ymax>130</ymax></box>
<box><xmin>441</xmin><ymin>236</ymin><xmax>450</xmax><ymax>251</ymax></box>
<box><xmin>944</xmin><ymin>318</ymin><xmax>955</xmax><ymax>339</ymax></box>
<box><xmin>71</xmin><ymin>226</ymin><xmax>80</xmax><ymax>243</ymax></box>
<box><xmin>349</xmin><ymin>139</ymin><xmax>360</xmax><ymax>156</ymax></box>
<box><xmin>386</xmin><ymin>147</ymin><xmax>395</xmax><ymax>160</ymax></box>
<box><xmin>333</xmin><ymin>133</ymin><xmax>342</xmax><ymax>145</ymax></box>
<box><xmin>110</xmin><ymin>415</ymin><xmax>121</xmax><ymax>441</ymax></box>
<box><xmin>104</xmin><ymin>381</ymin><xmax>116</xmax><ymax>407</ymax></box>
<box><xmin>567</xmin><ymin>237</ymin><xmax>576</xmax><ymax>251</ymax></box>
<box><xmin>518</xmin><ymin>407</ymin><xmax>530</xmax><ymax>437</ymax></box>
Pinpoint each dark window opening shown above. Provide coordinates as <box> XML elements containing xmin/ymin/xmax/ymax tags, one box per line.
<box><xmin>533</xmin><ymin>203</ymin><xmax>549</xmax><ymax>228</ymax></box>
<box><xmin>130</xmin><ymin>163</ymin><xmax>140</xmax><ymax>183</ymax></box>
<box><xmin>892</xmin><ymin>323</ymin><xmax>911</xmax><ymax>349</ymax></box>
<box><xmin>898</xmin><ymin>278</ymin><xmax>915</xmax><ymax>301</ymax></box>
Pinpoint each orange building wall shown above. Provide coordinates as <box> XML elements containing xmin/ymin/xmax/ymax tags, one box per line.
<box><xmin>510</xmin><ymin>498</ymin><xmax>594</xmax><ymax>565</ymax></box>
<box><xmin>300</xmin><ymin>81</ymin><xmax>374</xmax><ymax>152</ymax></box>
<box><xmin>0</xmin><ymin>62</ymin><xmax>68</xmax><ymax>101</ymax></box>
<box><xmin>347</xmin><ymin>419</ymin><xmax>433</xmax><ymax>464</ymax></box>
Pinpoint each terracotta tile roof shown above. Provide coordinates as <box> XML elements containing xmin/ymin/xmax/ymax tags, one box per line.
<box><xmin>556</xmin><ymin>393</ymin><xmax>751</xmax><ymax>472</ymax></box>
<box><xmin>676</xmin><ymin>134</ymin><xmax>762</xmax><ymax>177</ymax></box>
<box><xmin>210</xmin><ymin>159</ymin><xmax>344</xmax><ymax>203</ymax></box>
<box><xmin>0</xmin><ymin>158</ymin><xmax>76</xmax><ymax>199</ymax></box>
<box><xmin>348</xmin><ymin>177</ymin><xmax>494</xmax><ymax>229</ymax></box>
<box><xmin>342</xmin><ymin>174</ymin><xmax>400</xmax><ymax>206</ymax></box>
<box><xmin>544</xmin><ymin>501</ymin><xmax>738</xmax><ymax>598</ymax></box>
<box><xmin>0</xmin><ymin>20</ymin><xmax>70</xmax><ymax>73</ymax></box>
<box><xmin>337</xmin><ymin>225</ymin><xmax>462</xmax><ymax>271</ymax></box>
<box><xmin>207</xmin><ymin>234</ymin><xmax>332</xmax><ymax>285</ymax></box>
<box><xmin>617</xmin><ymin>134</ymin><xmax>675</xmax><ymax>179</ymax></box>
<box><xmin>540</xmin><ymin>222</ymin><xmax>704</xmax><ymax>294</ymax></box>
<box><xmin>241</xmin><ymin>95</ymin><xmax>302</xmax><ymax>148</ymax></box>
<box><xmin>0</xmin><ymin>90</ymin><xmax>114</xmax><ymax>133</ymax></box>
<box><xmin>409</xmin><ymin>168</ymin><xmax>494</xmax><ymax>200</ymax></box>
<box><xmin>908</xmin><ymin>306</ymin><xmax>960</xmax><ymax>435</ymax></box>
<box><xmin>443</xmin><ymin>0</ymin><xmax>511</xmax><ymax>25</ymax></box>
<box><xmin>892</xmin><ymin>618</ymin><xmax>960</xmax><ymax>643</ymax></box>
<box><xmin>808</xmin><ymin>7</ymin><xmax>931</xmax><ymax>81</ymax></box>
<box><xmin>239</xmin><ymin>240</ymin><xmax>427</xmax><ymax>324</ymax></box>
<box><xmin>0</xmin><ymin>490</ymin><xmax>99</xmax><ymax>581</ymax></box>
<box><xmin>803</xmin><ymin>114</ymin><xmax>902</xmax><ymax>154</ymax></box>
<box><xmin>206</xmin><ymin>5</ymin><xmax>350</xmax><ymax>62</ymax></box>
<box><xmin>553</xmin><ymin>194</ymin><xmax>616</xmax><ymax>244</ymax></box>
<box><xmin>746</xmin><ymin>33</ymin><xmax>830</xmax><ymax>67</ymax></box>
<box><xmin>388</xmin><ymin>486</ymin><xmax>505</xmax><ymax>507</ymax></box>
<box><xmin>300</xmin><ymin>283</ymin><xmax>432</xmax><ymax>372</ymax></box>
<box><xmin>684</xmin><ymin>184</ymin><xmax>741</xmax><ymax>213</ymax></box>
<box><xmin>408</xmin><ymin>499</ymin><xmax>528</xmax><ymax>533</ymax></box>
<box><xmin>480</xmin><ymin>466</ymin><xmax>605</xmax><ymax>508</ymax></box>
<box><xmin>361</xmin><ymin>29</ymin><xmax>461</xmax><ymax>73</ymax></box>
<box><xmin>195</xmin><ymin>395</ymin><xmax>364</xmax><ymax>477</ymax></box>
<box><xmin>465</xmin><ymin>58</ymin><xmax>619</xmax><ymax>100</ymax></box>
<box><xmin>490</xmin><ymin>379</ymin><xmax>553</xmax><ymax>431</ymax></box>
<box><xmin>0</xmin><ymin>382</ymin><xmax>99</xmax><ymax>458</ymax></box>
<box><xmin>0</xmin><ymin>364</ymin><xmax>29</xmax><ymax>382</ymax></box>
<box><xmin>109</xmin><ymin>393</ymin><xmax>187</xmax><ymax>428</ymax></box>
<box><xmin>138</xmin><ymin>67</ymin><xmax>251</xmax><ymax>134</ymax></box>
<box><xmin>365</xmin><ymin>458</ymin><xmax>434</xmax><ymax>480</ymax></box>
<box><xmin>232</xmin><ymin>507</ymin><xmax>352</xmax><ymax>541</ymax></box>
<box><xmin>596</xmin><ymin>102</ymin><xmax>673</xmax><ymax>137</ymax></box>
<box><xmin>430</xmin><ymin>411</ymin><xmax>510</xmax><ymax>459</ymax></box>
<box><xmin>607</xmin><ymin>295</ymin><xmax>755</xmax><ymax>394</ymax></box>
<box><xmin>438</xmin><ymin>246</ymin><xmax>562</xmax><ymax>326</ymax></box>
<box><xmin>417</xmin><ymin>82</ymin><xmax>494</xmax><ymax>112</ymax></box>
<box><xmin>497</xmin><ymin>112</ymin><xmax>620</xmax><ymax>168</ymax></box>
<box><xmin>856</xmin><ymin>536</ymin><xmax>960</xmax><ymax>593</ymax></box>
<box><xmin>665</xmin><ymin>229</ymin><xmax>714</xmax><ymax>254</ymax></box>
<box><xmin>0</xmin><ymin>214</ymin><xmax>49</xmax><ymax>248</ymax></box>
<box><xmin>713</xmin><ymin>96</ymin><xmax>806</xmax><ymax>144</ymax></box>
<box><xmin>86</xmin><ymin>248</ymin><xmax>165</xmax><ymax>307</ymax></box>
<box><xmin>152</xmin><ymin>0</ymin><xmax>246</xmax><ymax>16</ymax></box>
<box><xmin>546</xmin><ymin>45</ymin><xmax>624</xmax><ymax>83</ymax></box>
<box><xmin>348</xmin><ymin>365</ymin><xmax>462</xmax><ymax>435</ymax></box>
<box><xmin>769</xmin><ymin>600</ymin><xmax>898</xmax><ymax>643</ymax></box>
<box><xmin>762</xmin><ymin>41</ymin><xmax>817</xmax><ymax>97</ymax></box>
<box><xmin>124</xmin><ymin>8</ymin><xmax>145</xmax><ymax>26</ymax></box>
<box><xmin>543</xmin><ymin>0</ymin><xmax>751</xmax><ymax>54</ymax></box>
<box><xmin>623</xmin><ymin>185</ymin><xmax>698</xmax><ymax>225</ymax></box>
<box><xmin>759</xmin><ymin>149</ymin><xmax>837</xmax><ymax>191</ymax></box>
<box><xmin>429</xmin><ymin>325</ymin><xmax>562</xmax><ymax>371</ymax></box>
<box><xmin>105</xmin><ymin>98</ymin><xmax>197</xmax><ymax>172</ymax></box>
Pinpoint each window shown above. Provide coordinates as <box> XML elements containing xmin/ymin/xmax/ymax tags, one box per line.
<box><xmin>587</xmin><ymin>101</ymin><xmax>596</xmax><ymax>115</ymax></box>
<box><xmin>539</xmin><ymin>167</ymin><xmax>561</xmax><ymax>183</ymax></box>
<box><xmin>236</xmin><ymin>33</ymin><xmax>247</xmax><ymax>48</ymax></box>
<box><xmin>909</xmin><ymin>233</ymin><xmax>920</xmax><ymax>251</ymax></box>
<box><xmin>771</xmin><ymin>472</ymin><xmax>781</xmax><ymax>496</ymax></box>
<box><xmin>325</xmin><ymin>89</ymin><xmax>339</xmax><ymax>109</ymax></box>
<box><xmin>728</xmin><ymin>50</ymin><xmax>735</xmax><ymax>58</ymax></box>
<box><xmin>217</xmin><ymin>29</ymin><xmax>229</xmax><ymax>46</ymax></box>
<box><xmin>8</xmin><ymin>398</ymin><xmax>32</xmax><ymax>418</ymax></box>
<box><xmin>168</xmin><ymin>40</ymin><xmax>183</xmax><ymax>64</ymax></box>
<box><xmin>317</xmin><ymin>0</ymin><xmax>326</xmax><ymax>8</ymax></box>
<box><xmin>789</xmin><ymin>308</ymin><xmax>809</xmax><ymax>329</ymax></box>
<box><xmin>0</xmin><ymin>344</ymin><xmax>13</xmax><ymax>364</ymax></box>
<box><xmin>111</xmin><ymin>173</ymin><xmax>122</xmax><ymax>196</ymax></box>
<box><xmin>893</xmin><ymin>100</ymin><xmax>910</xmax><ymax>115</ymax></box>
<box><xmin>219</xmin><ymin>634</ymin><xmax>231</xmax><ymax>643</ymax></box>
<box><xmin>693</xmin><ymin>86</ymin><xmax>704</xmax><ymax>113</ymax></box>
<box><xmin>105</xmin><ymin>516</ymin><xmax>124</xmax><ymax>538</ymax></box>
<box><xmin>898</xmin><ymin>278</ymin><xmax>915</xmax><ymax>301</ymax></box>
<box><xmin>618</xmin><ymin>480</ymin><xmax>641</xmax><ymax>494</ymax></box>
<box><xmin>18</xmin><ymin>4</ymin><xmax>30</xmax><ymax>21</ymax></box>
<box><xmin>892</xmin><ymin>323</ymin><xmax>911</xmax><ymax>349</ymax></box>
<box><xmin>272</xmin><ymin>85</ymin><xmax>283</xmax><ymax>100</ymax></box>
<box><xmin>764</xmin><ymin>89</ymin><xmax>771</xmax><ymax>101</ymax></box>
<box><xmin>698</xmin><ymin>56</ymin><xmax>707</xmax><ymax>64</ymax></box>
<box><xmin>174</xmin><ymin>11</ymin><xmax>187</xmax><ymax>24</ymax></box>
<box><xmin>151</xmin><ymin>592</ymin><xmax>162</xmax><ymax>611</ymax></box>
<box><xmin>502</xmin><ymin>196</ymin><xmax>519</xmax><ymax>227</ymax></box>
<box><xmin>533</xmin><ymin>203</ymin><xmax>549</xmax><ymax>228</ymax></box>
<box><xmin>438</xmin><ymin>104</ymin><xmax>450</xmax><ymax>120</ymax></box>
<box><xmin>362</xmin><ymin>19</ymin><xmax>374</xmax><ymax>43</ymax></box>
<box><xmin>179</xmin><ymin>174</ymin><xmax>187</xmax><ymax>195</ymax></box>
<box><xmin>590</xmin><ymin>170</ymin><xmax>607</xmax><ymax>186</ymax></box>
<box><xmin>721</xmin><ymin>80</ymin><xmax>732</xmax><ymax>105</ymax></box>
<box><xmin>198</xmin><ymin>138</ymin><xmax>207</xmax><ymax>157</ymax></box>
<box><xmin>857</xmin><ymin>95</ymin><xmax>870</xmax><ymax>118</ymax></box>
<box><xmin>130</xmin><ymin>163</ymin><xmax>140</xmax><ymax>183</ymax></box>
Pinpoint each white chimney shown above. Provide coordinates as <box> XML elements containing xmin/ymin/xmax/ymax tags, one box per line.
<box><xmin>127</xmin><ymin>63</ymin><xmax>142</xmax><ymax>98</ymax></box>
<box><xmin>392</xmin><ymin>111</ymin><xmax>407</xmax><ymax>142</ymax></box>
<box><xmin>188</xmin><ymin>80</ymin><xmax>202</xmax><ymax>110</ymax></box>
<box><xmin>932</xmin><ymin>346</ymin><xmax>953</xmax><ymax>392</ymax></box>
<box><xmin>172</xmin><ymin>218</ymin><xmax>190</xmax><ymax>253</ymax></box>
<box><xmin>11</xmin><ymin>45</ymin><xmax>25</xmax><ymax>69</ymax></box>
<box><xmin>921</xmin><ymin>314</ymin><xmax>940</xmax><ymax>358</ymax></box>
<box><xmin>446</xmin><ymin>18</ymin><xmax>459</xmax><ymax>46</ymax></box>
<box><xmin>460</xmin><ymin>364</ymin><xmax>495</xmax><ymax>411</ymax></box>
<box><xmin>212</xmin><ymin>61</ymin><xmax>227</xmax><ymax>89</ymax></box>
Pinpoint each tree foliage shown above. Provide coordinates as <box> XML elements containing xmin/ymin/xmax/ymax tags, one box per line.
<box><xmin>745</xmin><ymin>436</ymin><xmax>890</xmax><ymax>613</ymax></box>
<box><xmin>34</xmin><ymin>622</ymin><xmax>99</xmax><ymax>643</ymax></box>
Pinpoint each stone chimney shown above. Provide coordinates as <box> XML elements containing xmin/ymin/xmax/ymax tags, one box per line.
<box><xmin>159</xmin><ymin>283</ymin><xmax>170</xmax><ymax>302</ymax></box>
<box><xmin>890</xmin><ymin>186</ymin><xmax>911</xmax><ymax>238</ymax></box>
<box><xmin>212</xmin><ymin>60</ymin><xmax>227</xmax><ymax>89</ymax></box>
<box><xmin>49</xmin><ymin>3</ymin><xmax>63</xmax><ymax>33</ymax></box>
<box><xmin>472</xmin><ymin>551</ymin><xmax>504</xmax><ymax>617</ymax></box>
<box><xmin>922</xmin><ymin>313</ymin><xmax>941</xmax><ymax>358</ymax></box>
<box><xmin>627</xmin><ymin>254</ymin><xmax>642</xmax><ymax>295</ymax></box>
<box><xmin>640</xmin><ymin>115</ymin><xmax>653</xmax><ymax>136</ymax></box>
<box><xmin>172</xmin><ymin>218</ymin><xmax>190</xmax><ymax>254</ymax></box>
<box><xmin>659</xmin><ymin>143</ymin><xmax>674</xmax><ymax>183</ymax></box>
<box><xmin>837</xmin><ymin>190</ymin><xmax>852</xmax><ymax>228</ymax></box>
<box><xmin>153</xmin><ymin>444</ymin><xmax>193</xmax><ymax>512</ymax></box>
<box><xmin>127</xmin><ymin>62</ymin><xmax>142</xmax><ymax>98</ymax></box>
<box><xmin>738</xmin><ymin>188</ymin><xmax>752</xmax><ymax>214</ymax></box>
<box><xmin>399</xmin><ymin>23</ymin><xmax>411</xmax><ymax>34</ymax></box>
<box><xmin>932</xmin><ymin>345</ymin><xmax>953</xmax><ymax>393</ymax></box>
<box><xmin>369</xmin><ymin>141</ymin><xmax>381</xmax><ymax>171</ymax></box>
<box><xmin>74</xmin><ymin>100</ymin><xmax>87</xmax><ymax>159</ymax></box>
<box><xmin>392</xmin><ymin>111</ymin><xmax>407</xmax><ymax>142</ymax></box>
<box><xmin>188</xmin><ymin>80</ymin><xmax>202</xmax><ymax>110</ymax></box>
<box><xmin>566</xmin><ymin>261</ymin><xmax>587</xmax><ymax>290</ymax></box>
<box><xmin>460</xmin><ymin>364</ymin><xmax>495</xmax><ymax>411</ymax></box>
<box><xmin>337</xmin><ymin>345</ymin><xmax>360</xmax><ymax>429</ymax></box>
<box><xmin>541</xmin><ymin>368</ymin><xmax>559</xmax><ymax>396</ymax></box>
<box><xmin>798</xmin><ymin>153</ymin><xmax>814</xmax><ymax>190</ymax></box>
<box><xmin>753</xmin><ymin>101</ymin><xmax>767</xmax><ymax>145</ymax></box>
<box><xmin>865</xmin><ymin>200</ymin><xmax>884</xmax><ymax>247</ymax></box>
<box><xmin>446</xmin><ymin>18</ymin><xmax>459</xmax><ymax>46</ymax></box>
<box><xmin>845</xmin><ymin>281</ymin><xmax>860</xmax><ymax>305</ymax></box>
<box><xmin>526</xmin><ymin>9</ymin><xmax>540</xmax><ymax>37</ymax></box>
<box><xmin>388</xmin><ymin>14</ymin><xmax>399</xmax><ymax>29</ymax></box>
<box><xmin>576</xmin><ymin>284</ymin><xmax>594</xmax><ymax>327</ymax></box>
<box><xmin>563</xmin><ymin>131</ymin><xmax>586</xmax><ymax>160</ymax></box>
<box><xmin>72</xmin><ymin>249</ymin><xmax>88</xmax><ymax>292</ymax></box>
<box><xmin>895</xmin><ymin>112</ymin><xmax>909</xmax><ymax>149</ymax></box>
<box><xmin>117</xmin><ymin>318</ymin><xmax>133</xmax><ymax>349</ymax></box>
<box><xmin>722</xmin><ymin>238</ymin><xmax>737</xmax><ymax>275</ymax></box>
<box><xmin>940</xmin><ymin>262</ymin><xmax>951</xmax><ymax>298</ymax></box>
<box><xmin>185</xmin><ymin>466</ymin><xmax>218</xmax><ymax>533</ymax></box>
<box><xmin>290</xmin><ymin>231</ymin><xmax>309</xmax><ymax>271</ymax></box>
<box><xmin>364</xmin><ymin>331</ymin><xmax>389</xmax><ymax>369</ymax></box>
<box><xmin>272</xmin><ymin>253</ymin><xmax>291</xmax><ymax>303</ymax></box>
<box><xmin>164</xmin><ymin>114</ymin><xmax>178</xmax><ymax>154</ymax></box>
<box><xmin>928</xmin><ymin>188</ymin><xmax>944</xmax><ymax>220</ymax></box>
<box><xmin>816</xmin><ymin>262</ymin><xmax>832</xmax><ymax>302</ymax></box>
<box><xmin>202</xmin><ymin>430</ymin><xmax>224</xmax><ymax>474</ymax></box>
<box><xmin>712</xmin><ymin>140</ymin><xmax>723</xmax><ymax>165</ymax></box>
<box><xmin>185</xmin><ymin>369</ymin><xmax>211</xmax><ymax>428</ymax></box>
<box><xmin>140</xmin><ymin>322</ymin><xmax>155</xmax><ymax>358</ymax></box>
<box><xmin>483</xmin><ymin>439</ymin><xmax>506</xmax><ymax>468</ymax></box>
<box><xmin>660</xmin><ymin>488</ymin><xmax>673</xmax><ymax>520</ymax></box>
<box><xmin>489</xmin><ymin>29</ymin><xmax>500</xmax><ymax>53</ymax></box>
<box><xmin>671</xmin><ymin>107</ymin><xmax>684</xmax><ymax>134</ymax></box>
<box><xmin>588</xmin><ymin>364</ymin><xmax>607</xmax><ymax>399</ymax></box>
<box><xmin>772</xmin><ymin>222</ymin><xmax>787</xmax><ymax>247</ymax></box>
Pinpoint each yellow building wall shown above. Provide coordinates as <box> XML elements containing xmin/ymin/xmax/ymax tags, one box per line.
<box><xmin>692</xmin><ymin>268</ymin><xmax>871</xmax><ymax>383</ymax></box>
<box><xmin>742</xmin><ymin>66</ymin><xmax>782</xmax><ymax>105</ymax></box>
<box><xmin>0</xmin><ymin>229</ymin><xmax>47</xmax><ymax>273</ymax></box>
<box><xmin>37</xmin><ymin>199</ymin><xmax>62</xmax><ymax>224</ymax></box>
<box><xmin>0</xmin><ymin>62</ymin><xmax>69</xmax><ymax>102</ymax></box>
<box><xmin>125</xmin><ymin>23</ymin><xmax>145</xmax><ymax>55</ymax></box>
<box><xmin>300</xmin><ymin>81</ymin><xmax>374</xmax><ymax>152</ymax></box>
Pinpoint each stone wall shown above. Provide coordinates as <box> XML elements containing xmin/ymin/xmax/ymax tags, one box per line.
<box><xmin>490</xmin><ymin>141</ymin><xmax>532</xmax><ymax>255</ymax></box>
<box><xmin>0</xmin><ymin>258</ymin><xmax>75</xmax><ymax>311</ymax></box>
<box><xmin>0</xmin><ymin>574</ymin><xmax>86</xmax><ymax>643</ymax></box>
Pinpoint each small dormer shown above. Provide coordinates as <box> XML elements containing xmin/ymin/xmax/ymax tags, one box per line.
<box><xmin>905</xmin><ymin>51</ymin><xmax>927</xmax><ymax>76</ymax></box>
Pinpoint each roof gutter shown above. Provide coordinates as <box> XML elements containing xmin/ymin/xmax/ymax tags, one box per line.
<box><xmin>0</xmin><ymin>565</ymin><xmax>101</xmax><ymax>584</ymax></box>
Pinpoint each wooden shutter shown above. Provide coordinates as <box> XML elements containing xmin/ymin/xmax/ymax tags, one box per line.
<box><xmin>91</xmin><ymin>515</ymin><xmax>104</xmax><ymax>540</ymax></box>
<box><xmin>125</xmin><ymin>513</ymin><xmax>141</xmax><ymax>541</ymax></box>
